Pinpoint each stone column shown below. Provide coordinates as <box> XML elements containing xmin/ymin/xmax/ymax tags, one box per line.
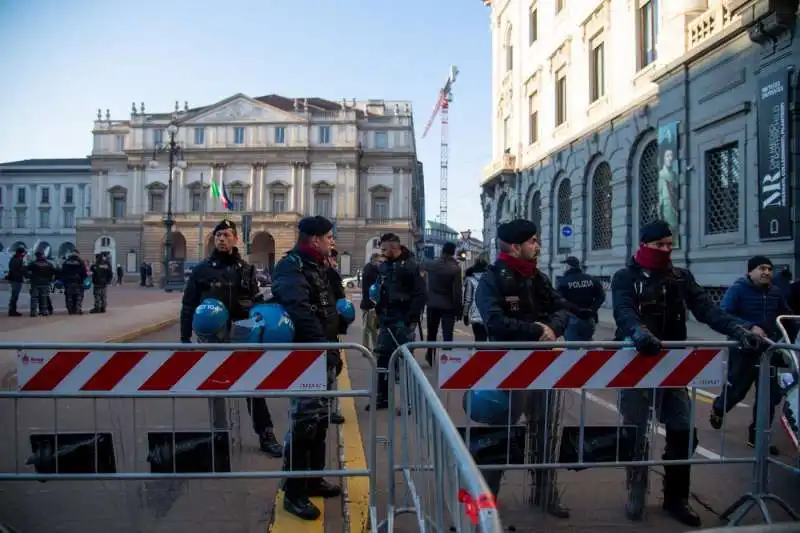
<box><xmin>248</xmin><ymin>164</ymin><xmax>256</xmax><ymax>211</ymax></box>
<box><xmin>29</xmin><ymin>184</ymin><xmax>37</xmax><ymax>229</ymax></box>
<box><xmin>53</xmin><ymin>184</ymin><xmax>61</xmax><ymax>229</ymax></box>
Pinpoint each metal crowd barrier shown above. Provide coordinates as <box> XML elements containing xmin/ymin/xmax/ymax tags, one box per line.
<box><xmin>719</xmin><ymin>315</ymin><xmax>800</xmax><ymax>525</ymax></box>
<box><xmin>0</xmin><ymin>341</ymin><xmax>379</xmax><ymax>533</ymax></box>
<box><xmin>382</xmin><ymin>339</ymin><xmax>775</xmax><ymax>531</ymax></box>
<box><xmin>380</xmin><ymin>343</ymin><xmax>504</xmax><ymax>533</ymax></box>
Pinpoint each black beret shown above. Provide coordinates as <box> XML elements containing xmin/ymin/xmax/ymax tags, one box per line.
<box><xmin>298</xmin><ymin>216</ymin><xmax>333</xmax><ymax>237</ymax></box>
<box><xmin>639</xmin><ymin>220</ymin><xmax>672</xmax><ymax>244</ymax></box>
<box><xmin>213</xmin><ymin>218</ymin><xmax>237</xmax><ymax>235</ymax></box>
<box><xmin>497</xmin><ymin>219</ymin><xmax>538</xmax><ymax>245</ymax></box>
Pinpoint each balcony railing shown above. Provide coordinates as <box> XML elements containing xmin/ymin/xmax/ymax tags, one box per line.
<box><xmin>688</xmin><ymin>4</ymin><xmax>738</xmax><ymax>50</ymax></box>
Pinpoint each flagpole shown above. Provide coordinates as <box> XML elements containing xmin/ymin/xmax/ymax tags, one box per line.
<box><xmin>197</xmin><ymin>171</ymin><xmax>205</xmax><ymax>260</ymax></box>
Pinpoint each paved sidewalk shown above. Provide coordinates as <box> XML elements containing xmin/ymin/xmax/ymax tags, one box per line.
<box><xmin>0</xmin><ymin>299</ymin><xmax>181</xmax><ymax>389</ymax></box>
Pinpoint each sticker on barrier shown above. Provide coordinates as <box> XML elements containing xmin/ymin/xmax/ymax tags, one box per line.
<box><xmin>15</xmin><ymin>348</ymin><xmax>328</xmax><ymax>393</ymax></box>
<box><xmin>437</xmin><ymin>347</ymin><xmax>725</xmax><ymax>390</ymax></box>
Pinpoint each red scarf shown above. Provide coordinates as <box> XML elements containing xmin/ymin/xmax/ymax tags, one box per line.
<box><xmin>298</xmin><ymin>244</ymin><xmax>326</xmax><ymax>264</ymax></box>
<box><xmin>635</xmin><ymin>247</ymin><xmax>672</xmax><ymax>271</ymax></box>
<box><xmin>498</xmin><ymin>252</ymin><xmax>537</xmax><ymax>278</ymax></box>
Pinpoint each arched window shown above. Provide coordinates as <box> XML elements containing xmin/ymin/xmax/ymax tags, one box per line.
<box><xmin>556</xmin><ymin>178</ymin><xmax>572</xmax><ymax>254</ymax></box>
<box><xmin>529</xmin><ymin>190</ymin><xmax>542</xmax><ymax>234</ymax></box>
<box><xmin>638</xmin><ymin>141</ymin><xmax>659</xmax><ymax>227</ymax></box>
<box><xmin>591</xmin><ymin>163</ymin><xmax>613</xmax><ymax>250</ymax></box>
<box><xmin>504</xmin><ymin>25</ymin><xmax>513</xmax><ymax>72</ymax></box>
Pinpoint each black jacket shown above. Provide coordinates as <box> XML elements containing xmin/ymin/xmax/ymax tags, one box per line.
<box><xmin>611</xmin><ymin>256</ymin><xmax>743</xmax><ymax>341</ymax></box>
<box><xmin>26</xmin><ymin>258</ymin><xmax>56</xmax><ymax>286</ymax></box>
<box><xmin>475</xmin><ymin>259</ymin><xmax>571</xmax><ymax>342</ymax></box>
<box><xmin>91</xmin><ymin>261</ymin><xmax>114</xmax><ymax>287</ymax></box>
<box><xmin>556</xmin><ymin>267</ymin><xmax>606</xmax><ymax>318</ymax></box>
<box><xmin>360</xmin><ymin>261</ymin><xmax>380</xmax><ymax>311</ymax></box>
<box><xmin>7</xmin><ymin>254</ymin><xmax>25</xmax><ymax>282</ymax></box>
<box><xmin>422</xmin><ymin>256</ymin><xmax>462</xmax><ymax>312</ymax></box>
<box><xmin>271</xmin><ymin>247</ymin><xmax>339</xmax><ymax>344</ymax></box>
<box><xmin>180</xmin><ymin>248</ymin><xmax>262</xmax><ymax>341</ymax></box>
<box><xmin>60</xmin><ymin>254</ymin><xmax>87</xmax><ymax>284</ymax></box>
<box><xmin>375</xmin><ymin>247</ymin><xmax>427</xmax><ymax>325</ymax></box>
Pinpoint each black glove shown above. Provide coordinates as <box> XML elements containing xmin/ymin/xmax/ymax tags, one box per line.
<box><xmin>631</xmin><ymin>327</ymin><xmax>662</xmax><ymax>356</ymax></box>
<box><xmin>575</xmin><ymin>308</ymin><xmax>595</xmax><ymax>320</ymax></box>
<box><xmin>731</xmin><ymin>326</ymin><xmax>764</xmax><ymax>350</ymax></box>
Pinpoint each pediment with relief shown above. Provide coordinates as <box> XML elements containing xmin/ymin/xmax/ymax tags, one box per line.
<box><xmin>186</xmin><ymin>95</ymin><xmax>301</xmax><ymax>124</ymax></box>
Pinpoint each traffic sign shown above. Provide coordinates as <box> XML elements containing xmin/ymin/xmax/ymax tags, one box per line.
<box><xmin>561</xmin><ymin>225</ymin><xmax>573</xmax><ymax>238</ymax></box>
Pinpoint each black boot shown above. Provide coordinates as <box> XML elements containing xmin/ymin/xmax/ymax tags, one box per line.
<box><xmin>366</xmin><ymin>374</ymin><xmax>389</xmax><ymax>411</ymax></box>
<box><xmin>306</xmin><ymin>436</ymin><xmax>341</xmax><ymax>498</ymax></box>
<box><xmin>329</xmin><ymin>412</ymin><xmax>345</xmax><ymax>424</ymax></box>
<box><xmin>8</xmin><ymin>309</ymin><xmax>21</xmax><ymax>317</ymax></box>
<box><xmin>662</xmin><ymin>465</ymin><xmax>701</xmax><ymax>527</ymax></box>
<box><xmin>258</xmin><ymin>428</ymin><xmax>283</xmax><ymax>458</ymax></box>
<box><xmin>532</xmin><ymin>470</ymin><xmax>570</xmax><ymax>519</ymax></box>
<box><xmin>283</xmin><ymin>491</ymin><xmax>321</xmax><ymax>521</ymax></box>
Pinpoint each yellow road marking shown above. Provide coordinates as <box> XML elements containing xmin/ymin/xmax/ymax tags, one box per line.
<box><xmin>338</xmin><ymin>351</ymin><xmax>370</xmax><ymax>533</ymax></box>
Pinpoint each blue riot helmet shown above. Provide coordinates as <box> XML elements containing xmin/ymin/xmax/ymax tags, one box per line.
<box><xmin>368</xmin><ymin>282</ymin><xmax>380</xmax><ymax>304</ymax></box>
<box><xmin>230</xmin><ymin>318</ymin><xmax>264</xmax><ymax>343</ymax></box>
<box><xmin>82</xmin><ymin>278</ymin><xmax>92</xmax><ymax>290</ymax></box>
<box><xmin>463</xmin><ymin>390</ymin><xmax>523</xmax><ymax>426</ymax></box>
<box><xmin>192</xmin><ymin>298</ymin><xmax>229</xmax><ymax>339</ymax></box>
<box><xmin>249</xmin><ymin>303</ymin><xmax>294</xmax><ymax>343</ymax></box>
<box><xmin>336</xmin><ymin>298</ymin><xmax>356</xmax><ymax>324</ymax></box>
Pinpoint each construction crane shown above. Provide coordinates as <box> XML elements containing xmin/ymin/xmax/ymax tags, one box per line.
<box><xmin>422</xmin><ymin>65</ymin><xmax>459</xmax><ymax>227</ymax></box>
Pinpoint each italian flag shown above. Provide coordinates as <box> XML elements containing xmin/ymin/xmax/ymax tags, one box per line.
<box><xmin>210</xmin><ymin>179</ymin><xmax>233</xmax><ymax>211</ymax></box>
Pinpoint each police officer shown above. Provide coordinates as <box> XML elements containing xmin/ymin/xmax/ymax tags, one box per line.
<box><xmin>475</xmin><ymin>219</ymin><xmax>572</xmax><ymax>518</ymax></box>
<box><xmin>180</xmin><ymin>219</ymin><xmax>283</xmax><ymax>458</ymax></box>
<box><xmin>60</xmin><ymin>250</ymin><xmax>87</xmax><ymax>315</ymax></box>
<box><xmin>89</xmin><ymin>253</ymin><xmax>113</xmax><ymax>313</ymax></box>
<box><xmin>611</xmin><ymin>220</ymin><xmax>763</xmax><ymax>526</ymax></box>
<box><xmin>26</xmin><ymin>251</ymin><xmax>56</xmax><ymax>317</ymax></box>
<box><xmin>371</xmin><ymin>232</ymin><xmax>427</xmax><ymax>410</ymax></box>
<box><xmin>556</xmin><ymin>256</ymin><xmax>606</xmax><ymax>341</ymax></box>
<box><xmin>270</xmin><ymin>216</ymin><xmax>342</xmax><ymax>520</ymax></box>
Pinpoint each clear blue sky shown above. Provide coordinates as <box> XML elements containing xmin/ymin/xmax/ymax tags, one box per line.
<box><xmin>0</xmin><ymin>0</ymin><xmax>491</xmax><ymax>235</ymax></box>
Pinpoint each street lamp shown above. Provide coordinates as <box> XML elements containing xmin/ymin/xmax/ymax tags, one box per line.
<box><xmin>149</xmin><ymin>120</ymin><xmax>187</xmax><ymax>290</ymax></box>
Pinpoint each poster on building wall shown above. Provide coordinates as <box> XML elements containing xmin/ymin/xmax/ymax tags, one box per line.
<box><xmin>656</xmin><ymin>121</ymin><xmax>680</xmax><ymax>248</ymax></box>
<box><xmin>757</xmin><ymin>70</ymin><xmax>792</xmax><ymax>241</ymax></box>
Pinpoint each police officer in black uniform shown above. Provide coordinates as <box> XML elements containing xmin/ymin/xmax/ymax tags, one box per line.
<box><xmin>611</xmin><ymin>220</ymin><xmax>764</xmax><ymax>526</ymax></box>
<box><xmin>60</xmin><ymin>250</ymin><xmax>87</xmax><ymax>315</ymax></box>
<box><xmin>371</xmin><ymin>232</ymin><xmax>427</xmax><ymax>410</ymax></box>
<box><xmin>271</xmin><ymin>216</ymin><xmax>342</xmax><ymax>520</ymax></box>
<box><xmin>475</xmin><ymin>219</ymin><xmax>573</xmax><ymax>518</ymax></box>
<box><xmin>556</xmin><ymin>256</ymin><xmax>606</xmax><ymax>341</ymax></box>
<box><xmin>26</xmin><ymin>251</ymin><xmax>56</xmax><ymax>317</ymax></box>
<box><xmin>180</xmin><ymin>219</ymin><xmax>283</xmax><ymax>458</ymax></box>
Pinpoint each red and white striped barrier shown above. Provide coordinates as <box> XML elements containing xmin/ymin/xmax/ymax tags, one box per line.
<box><xmin>15</xmin><ymin>349</ymin><xmax>327</xmax><ymax>393</ymax></box>
<box><xmin>437</xmin><ymin>348</ymin><xmax>725</xmax><ymax>390</ymax></box>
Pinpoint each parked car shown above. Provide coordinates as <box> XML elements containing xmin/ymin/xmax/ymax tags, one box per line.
<box><xmin>341</xmin><ymin>276</ymin><xmax>358</xmax><ymax>289</ymax></box>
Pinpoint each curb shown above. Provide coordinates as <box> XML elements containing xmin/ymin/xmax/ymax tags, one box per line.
<box><xmin>105</xmin><ymin>316</ymin><xmax>180</xmax><ymax>343</ymax></box>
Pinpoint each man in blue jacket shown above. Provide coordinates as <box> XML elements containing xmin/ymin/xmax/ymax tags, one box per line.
<box><xmin>710</xmin><ymin>255</ymin><xmax>791</xmax><ymax>454</ymax></box>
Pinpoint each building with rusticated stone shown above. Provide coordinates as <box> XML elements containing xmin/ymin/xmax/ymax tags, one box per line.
<box><xmin>79</xmin><ymin>94</ymin><xmax>421</xmax><ymax>277</ymax></box>
<box><xmin>481</xmin><ymin>0</ymin><xmax>800</xmax><ymax>301</ymax></box>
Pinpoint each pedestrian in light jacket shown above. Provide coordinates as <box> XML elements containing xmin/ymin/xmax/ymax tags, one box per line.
<box><xmin>462</xmin><ymin>258</ymin><xmax>488</xmax><ymax>341</ymax></box>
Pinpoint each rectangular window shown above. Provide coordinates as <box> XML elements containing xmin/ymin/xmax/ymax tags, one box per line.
<box><xmin>529</xmin><ymin>7</ymin><xmax>538</xmax><ymax>44</ymax></box>
<box><xmin>639</xmin><ymin>0</ymin><xmax>658</xmax><ymax>69</ymax></box>
<box><xmin>590</xmin><ymin>40</ymin><xmax>605</xmax><ymax>102</ymax></box>
<box><xmin>15</xmin><ymin>209</ymin><xmax>26</xmax><ymax>229</ymax></box>
<box><xmin>314</xmin><ymin>193</ymin><xmax>332</xmax><ymax>218</ymax></box>
<box><xmin>64</xmin><ymin>210</ymin><xmax>75</xmax><ymax>228</ymax></box>
<box><xmin>705</xmin><ymin>143</ymin><xmax>740</xmax><ymax>235</ymax></box>
<box><xmin>271</xmin><ymin>192</ymin><xmax>286</xmax><ymax>213</ymax></box>
<box><xmin>555</xmin><ymin>69</ymin><xmax>567</xmax><ymax>126</ymax></box>
<box><xmin>149</xmin><ymin>192</ymin><xmax>164</xmax><ymax>212</ymax></box>
<box><xmin>371</xmin><ymin>198</ymin><xmax>389</xmax><ymax>220</ymax></box>
<box><xmin>16</xmin><ymin>188</ymin><xmax>25</xmax><ymax>204</ymax></box>
<box><xmin>318</xmin><ymin>126</ymin><xmax>332</xmax><ymax>144</ymax></box>
<box><xmin>274</xmin><ymin>127</ymin><xmax>285</xmax><ymax>144</ymax></box>
<box><xmin>374</xmin><ymin>131</ymin><xmax>388</xmax><ymax>149</ymax></box>
<box><xmin>40</xmin><ymin>188</ymin><xmax>50</xmax><ymax>204</ymax></box>
<box><xmin>39</xmin><ymin>209</ymin><xmax>50</xmax><ymax>228</ymax></box>
<box><xmin>194</xmin><ymin>127</ymin><xmax>205</xmax><ymax>145</ymax></box>
<box><xmin>191</xmin><ymin>191</ymin><xmax>207</xmax><ymax>212</ymax></box>
<box><xmin>116</xmin><ymin>135</ymin><xmax>125</xmax><ymax>152</ymax></box>
<box><xmin>112</xmin><ymin>197</ymin><xmax>125</xmax><ymax>218</ymax></box>
<box><xmin>505</xmin><ymin>44</ymin><xmax>513</xmax><ymax>72</ymax></box>
<box><xmin>153</xmin><ymin>129</ymin><xmax>164</xmax><ymax>145</ymax></box>
<box><xmin>234</xmin><ymin>127</ymin><xmax>245</xmax><ymax>145</ymax></box>
<box><xmin>528</xmin><ymin>93</ymin><xmax>538</xmax><ymax>145</ymax></box>
<box><xmin>556</xmin><ymin>0</ymin><xmax>565</xmax><ymax>14</ymax></box>
<box><xmin>65</xmin><ymin>187</ymin><xmax>74</xmax><ymax>204</ymax></box>
<box><xmin>231</xmin><ymin>192</ymin><xmax>245</xmax><ymax>211</ymax></box>
<box><xmin>503</xmin><ymin>117</ymin><xmax>510</xmax><ymax>153</ymax></box>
